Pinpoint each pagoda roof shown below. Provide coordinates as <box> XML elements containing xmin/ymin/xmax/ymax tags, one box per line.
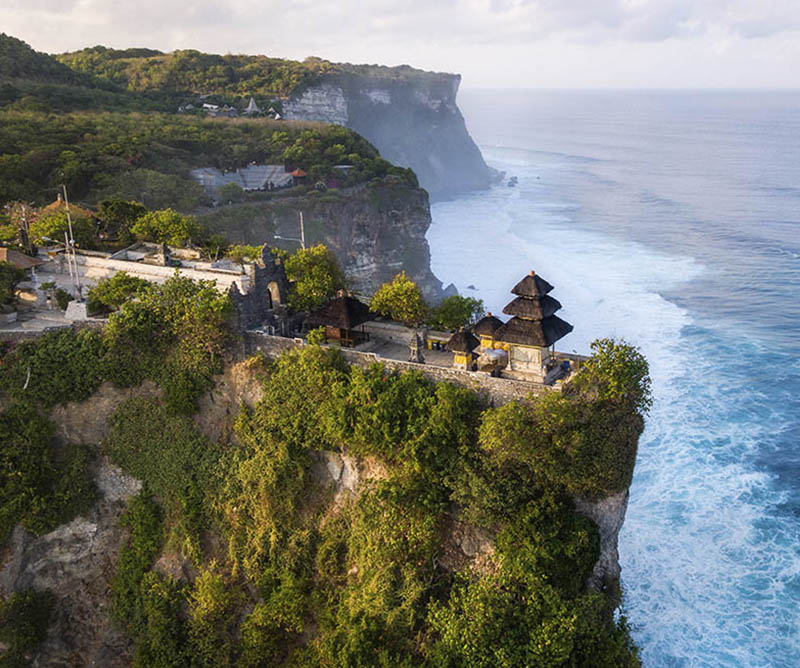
<box><xmin>472</xmin><ymin>313</ymin><xmax>504</xmax><ymax>336</ymax></box>
<box><xmin>306</xmin><ymin>295</ymin><xmax>375</xmax><ymax>330</ymax></box>
<box><xmin>502</xmin><ymin>294</ymin><xmax>562</xmax><ymax>320</ymax></box>
<box><xmin>445</xmin><ymin>329</ymin><xmax>480</xmax><ymax>353</ymax></box>
<box><xmin>511</xmin><ymin>271</ymin><xmax>554</xmax><ymax>298</ymax></box>
<box><xmin>495</xmin><ymin>314</ymin><xmax>573</xmax><ymax>347</ymax></box>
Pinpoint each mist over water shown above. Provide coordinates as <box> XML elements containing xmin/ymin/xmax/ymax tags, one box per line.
<box><xmin>426</xmin><ymin>90</ymin><xmax>800</xmax><ymax>667</ymax></box>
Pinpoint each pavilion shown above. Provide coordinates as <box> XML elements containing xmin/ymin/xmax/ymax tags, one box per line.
<box><xmin>494</xmin><ymin>270</ymin><xmax>573</xmax><ymax>378</ymax></box>
<box><xmin>306</xmin><ymin>294</ymin><xmax>375</xmax><ymax>347</ymax></box>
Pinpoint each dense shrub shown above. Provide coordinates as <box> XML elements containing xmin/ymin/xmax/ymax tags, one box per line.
<box><xmin>105</xmin><ymin>398</ymin><xmax>219</xmax><ymax>561</ymax></box>
<box><xmin>5</xmin><ymin>331</ymin><xmax>644</xmax><ymax>666</ymax></box>
<box><xmin>186</xmin><ymin>567</ymin><xmax>241</xmax><ymax>668</ymax></box>
<box><xmin>0</xmin><ymin>404</ymin><xmax>96</xmax><ymax>544</ymax></box>
<box><xmin>29</xmin><ymin>208</ymin><xmax>97</xmax><ymax>249</ymax></box>
<box><xmin>370</xmin><ymin>271</ymin><xmax>428</xmax><ymax>326</ymax></box>
<box><xmin>133</xmin><ymin>573</ymin><xmax>187</xmax><ymax>668</ymax></box>
<box><xmin>103</xmin><ymin>273</ymin><xmax>233</xmax><ymax>412</ymax></box>
<box><xmin>130</xmin><ymin>208</ymin><xmax>200</xmax><ymax>246</ymax></box>
<box><xmin>112</xmin><ymin>490</ymin><xmax>164</xmax><ymax>634</ymax></box>
<box><xmin>0</xmin><ymin>260</ymin><xmax>24</xmax><ymax>305</ymax></box>
<box><xmin>478</xmin><ymin>340</ymin><xmax>650</xmax><ymax>499</ymax></box>
<box><xmin>284</xmin><ymin>244</ymin><xmax>346</xmax><ymax>311</ymax></box>
<box><xmin>0</xmin><ymin>327</ymin><xmax>105</xmax><ymax>407</ymax></box>
<box><xmin>87</xmin><ymin>271</ymin><xmax>151</xmax><ymax>315</ymax></box>
<box><xmin>0</xmin><ymin>588</ymin><xmax>55</xmax><ymax>666</ymax></box>
<box><xmin>54</xmin><ymin>287</ymin><xmax>72</xmax><ymax>311</ymax></box>
<box><xmin>426</xmin><ymin>295</ymin><xmax>484</xmax><ymax>331</ymax></box>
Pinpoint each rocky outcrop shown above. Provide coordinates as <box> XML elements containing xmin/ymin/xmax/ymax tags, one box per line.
<box><xmin>200</xmin><ymin>180</ymin><xmax>448</xmax><ymax>301</ymax></box>
<box><xmin>0</xmin><ymin>460</ymin><xmax>140</xmax><ymax>667</ymax></box>
<box><xmin>574</xmin><ymin>489</ymin><xmax>630</xmax><ymax>591</ymax></box>
<box><xmin>49</xmin><ymin>380</ymin><xmax>161</xmax><ymax>445</ymax></box>
<box><xmin>285</xmin><ymin>66</ymin><xmax>495</xmax><ymax>197</ymax></box>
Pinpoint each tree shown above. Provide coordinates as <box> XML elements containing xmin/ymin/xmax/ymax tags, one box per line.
<box><xmin>0</xmin><ymin>261</ymin><xmax>24</xmax><ymax>305</ymax></box>
<box><xmin>87</xmin><ymin>271</ymin><xmax>152</xmax><ymax>315</ymax></box>
<box><xmin>284</xmin><ymin>244</ymin><xmax>346</xmax><ymax>311</ymax></box>
<box><xmin>97</xmin><ymin>198</ymin><xmax>147</xmax><ymax>244</ymax></box>
<box><xmin>131</xmin><ymin>208</ymin><xmax>199</xmax><ymax>247</ymax></box>
<box><xmin>200</xmin><ymin>233</ymin><xmax>229</xmax><ymax>261</ymax></box>
<box><xmin>370</xmin><ymin>271</ymin><xmax>428</xmax><ymax>326</ymax></box>
<box><xmin>427</xmin><ymin>295</ymin><xmax>484</xmax><ymax>331</ymax></box>
<box><xmin>30</xmin><ymin>208</ymin><xmax>96</xmax><ymax>249</ymax></box>
<box><xmin>226</xmin><ymin>244</ymin><xmax>261</xmax><ymax>269</ymax></box>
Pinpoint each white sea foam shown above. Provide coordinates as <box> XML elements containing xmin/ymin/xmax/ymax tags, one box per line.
<box><xmin>428</xmin><ymin>158</ymin><xmax>800</xmax><ymax>667</ymax></box>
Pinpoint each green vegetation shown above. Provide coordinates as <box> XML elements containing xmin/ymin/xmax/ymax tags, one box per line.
<box><xmin>225</xmin><ymin>243</ymin><xmax>262</xmax><ymax>268</ymax></box>
<box><xmin>54</xmin><ymin>288</ymin><xmax>73</xmax><ymax>311</ymax></box>
<box><xmin>1</xmin><ymin>275</ymin><xmax>233</xmax><ymax>414</ymax></box>
<box><xmin>56</xmin><ymin>46</ymin><xmax>339</xmax><ymax>102</ymax></box>
<box><xmin>97</xmin><ymin>198</ymin><xmax>148</xmax><ymax>244</ymax></box>
<box><xmin>0</xmin><ymin>588</ymin><xmax>55</xmax><ymax>667</ymax></box>
<box><xmin>0</xmin><ymin>328</ymin><xmax>106</xmax><ymax>407</ymax></box>
<box><xmin>370</xmin><ymin>270</ymin><xmax>428</xmax><ymax>326</ymax></box>
<box><xmin>0</xmin><ymin>110</ymin><xmax>415</xmax><ymax>209</ymax></box>
<box><xmin>427</xmin><ymin>295</ymin><xmax>485</xmax><ymax>331</ymax></box>
<box><xmin>0</xmin><ymin>260</ymin><xmax>24</xmax><ymax>305</ymax></box>
<box><xmin>106</xmin><ymin>398</ymin><xmax>220</xmax><ymax>560</ymax></box>
<box><xmin>87</xmin><ymin>271</ymin><xmax>152</xmax><ymax>315</ymax></box>
<box><xmin>0</xmin><ymin>327</ymin><xmax>646</xmax><ymax>665</ymax></box>
<box><xmin>284</xmin><ymin>243</ymin><xmax>346</xmax><ymax>311</ymax></box>
<box><xmin>111</xmin><ymin>490</ymin><xmax>164</xmax><ymax>634</ymax></box>
<box><xmin>0</xmin><ymin>403</ymin><xmax>96</xmax><ymax>544</ymax></box>
<box><xmin>130</xmin><ymin>208</ymin><xmax>200</xmax><ymax>246</ymax></box>
<box><xmin>94</xmin><ymin>342</ymin><xmax>645</xmax><ymax>666</ymax></box>
<box><xmin>29</xmin><ymin>207</ymin><xmax>97</xmax><ymax>249</ymax></box>
<box><xmin>102</xmin><ymin>274</ymin><xmax>233</xmax><ymax>413</ymax></box>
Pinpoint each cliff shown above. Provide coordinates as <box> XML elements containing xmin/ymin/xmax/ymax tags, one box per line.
<box><xmin>0</xmin><ymin>343</ymin><xmax>643</xmax><ymax>665</ymax></box>
<box><xmin>284</xmin><ymin>65</ymin><xmax>496</xmax><ymax>197</ymax></box>
<box><xmin>199</xmin><ymin>179</ymin><xmax>450</xmax><ymax>300</ymax></box>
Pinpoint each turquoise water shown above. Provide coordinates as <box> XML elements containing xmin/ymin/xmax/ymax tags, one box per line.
<box><xmin>426</xmin><ymin>90</ymin><xmax>800</xmax><ymax>667</ymax></box>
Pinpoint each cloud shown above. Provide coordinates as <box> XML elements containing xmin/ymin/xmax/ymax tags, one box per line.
<box><xmin>3</xmin><ymin>0</ymin><xmax>800</xmax><ymax>55</ymax></box>
<box><xmin>1</xmin><ymin>0</ymin><xmax>799</xmax><ymax>88</ymax></box>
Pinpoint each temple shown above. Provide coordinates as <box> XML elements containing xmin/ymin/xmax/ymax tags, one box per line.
<box><xmin>493</xmin><ymin>270</ymin><xmax>574</xmax><ymax>379</ymax></box>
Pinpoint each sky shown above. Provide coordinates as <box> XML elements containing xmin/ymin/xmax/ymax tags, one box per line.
<box><xmin>2</xmin><ymin>0</ymin><xmax>800</xmax><ymax>89</ymax></box>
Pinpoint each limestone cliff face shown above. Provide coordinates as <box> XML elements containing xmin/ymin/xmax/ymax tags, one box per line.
<box><xmin>201</xmin><ymin>180</ymin><xmax>448</xmax><ymax>301</ymax></box>
<box><xmin>284</xmin><ymin>67</ymin><xmax>495</xmax><ymax>197</ymax></box>
<box><xmin>574</xmin><ymin>490</ymin><xmax>630</xmax><ymax>592</ymax></box>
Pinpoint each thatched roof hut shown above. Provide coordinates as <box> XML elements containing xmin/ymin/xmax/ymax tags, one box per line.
<box><xmin>306</xmin><ymin>295</ymin><xmax>374</xmax><ymax>330</ymax></box>
<box><xmin>445</xmin><ymin>329</ymin><xmax>480</xmax><ymax>353</ymax></box>
<box><xmin>472</xmin><ymin>313</ymin><xmax>504</xmax><ymax>337</ymax></box>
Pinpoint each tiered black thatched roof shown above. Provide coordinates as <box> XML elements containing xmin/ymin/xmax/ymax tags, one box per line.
<box><xmin>511</xmin><ymin>273</ymin><xmax>554</xmax><ymax>298</ymax></box>
<box><xmin>472</xmin><ymin>313</ymin><xmax>504</xmax><ymax>337</ymax></box>
<box><xmin>494</xmin><ymin>315</ymin><xmax>573</xmax><ymax>347</ymax></box>
<box><xmin>445</xmin><ymin>329</ymin><xmax>480</xmax><ymax>353</ymax></box>
<box><xmin>495</xmin><ymin>270</ymin><xmax>573</xmax><ymax>347</ymax></box>
<box><xmin>502</xmin><ymin>295</ymin><xmax>562</xmax><ymax>320</ymax></box>
<box><xmin>306</xmin><ymin>295</ymin><xmax>374</xmax><ymax>330</ymax></box>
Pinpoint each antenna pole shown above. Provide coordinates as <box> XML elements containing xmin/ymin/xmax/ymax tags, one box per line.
<box><xmin>62</xmin><ymin>185</ymin><xmax>83</xmax><ymax>299</ymax></box>
<box><xmin>300</xmin><ymin>211</ymin><xmax>305</xmax><ymax>249</ymax></box>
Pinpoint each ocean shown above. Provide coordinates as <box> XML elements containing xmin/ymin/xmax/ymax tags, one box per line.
<box><xmin>426</xmin><ymin>90</ymin><xmax>800</xmax><ymax>667</ymax></box>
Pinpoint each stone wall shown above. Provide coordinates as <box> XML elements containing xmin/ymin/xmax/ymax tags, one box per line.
<box><xmin>243</xmin><ymin>331</ymin><xmax>552</xmax><ymax>406</ymax></box>
<box><xmin>39</xmin><ymin>252</ymin><xmax>251</xmax><ymax>294</ymax></box>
